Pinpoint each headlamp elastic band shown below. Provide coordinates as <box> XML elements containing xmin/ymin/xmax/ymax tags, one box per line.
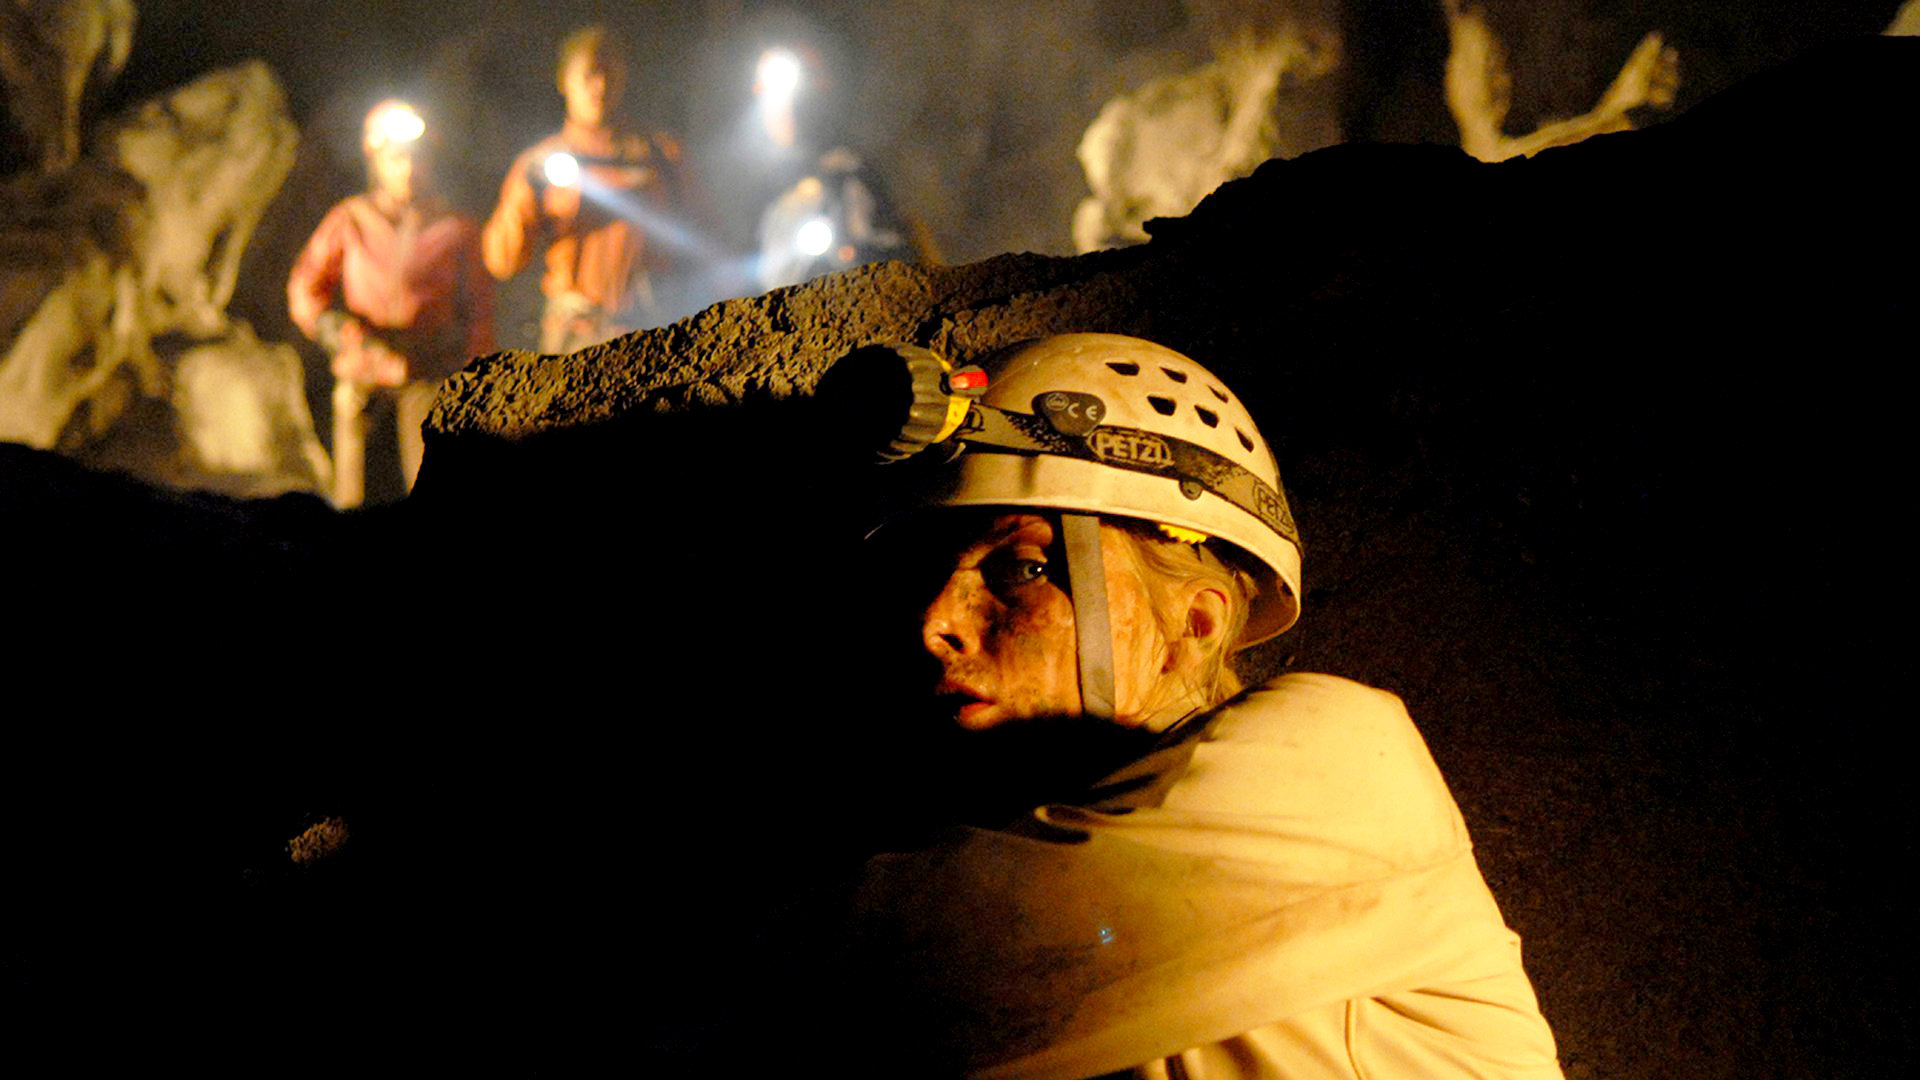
<box><xmin>950</xmin><ymin>403</ymin><xmax>1300</xmax><ymax>549</ymax></box>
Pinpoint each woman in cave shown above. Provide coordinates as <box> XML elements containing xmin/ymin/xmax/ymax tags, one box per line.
<box><xmin>847</xmin><ymin>333</ymin><xmax>1564</xmax><ymax>1078</ymax></box>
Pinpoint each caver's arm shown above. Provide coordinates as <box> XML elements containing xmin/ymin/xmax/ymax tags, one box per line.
<box><xmin>483</xmin><ymin>149</ymin><xmax>542</xmax><ymax>282</ymax></box>
<box><xmin>853</xmin><ymin>674</ymin><xmax>1515</xmax><ymax>1079</ymax></box>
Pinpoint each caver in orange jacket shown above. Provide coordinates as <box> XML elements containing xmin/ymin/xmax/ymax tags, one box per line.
<box><xmin>482</xmin><ymin>119</ymin><xmax>686</xmax><ymax>320</ymax></box>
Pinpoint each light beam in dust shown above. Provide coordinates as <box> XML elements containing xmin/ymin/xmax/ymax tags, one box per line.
<box><xmin>573</xmin><ymin>177</ymin><xmax>724</xmax><ymax>262</ymax></box>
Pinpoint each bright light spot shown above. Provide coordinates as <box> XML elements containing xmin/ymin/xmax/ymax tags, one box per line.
<box><xmin>795</xmin><ymin>217</ymin><xmax>834</xmax><ymax>257</ymax></box>
<box><xmin>1098</xmin><ymin>924</ymin><xmax>1115</xmax><ymax>945</ymax></box>
<box><xmin>757</xmin><ymin>49</ymin><xmax>802</xmax><ymax>101</ymax></box>
<box><xmin>544</xmin><ymin>151</ymin><xmax>581</xmax><ymax>188</ymax></box>
<box><xmin>369</xmin><ymin>103</ymin><xmax>425</xmax><ymax>147</ymax></box>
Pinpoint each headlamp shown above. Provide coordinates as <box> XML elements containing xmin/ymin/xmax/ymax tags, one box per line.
<box><xmin>367</xmin><ymin>103</ymin><xmax>424</xmax><ymax>149</ymax></box>
<box><xmin>795</xmin><ymin>217</ymin><xmax>835</xmax><ymax>257</ymax></box>
<box><xmin>757</xmin><ymin>49</ymin><xmax>802</xmax><ymax>102</ymax></box>
<box><xmin>543</xmin><ymin>151</ymin><xmax>581</xmax><ymax>188</ymax></box>
<box><xmin>814</xmin><ymin>344</ymin><xmax>988</xmax><ymax>463</ymax></box>
<box><xmin>825</xmin><ymin>343</ymin><xmax>1289</xmax><ymax>550</ymax></box>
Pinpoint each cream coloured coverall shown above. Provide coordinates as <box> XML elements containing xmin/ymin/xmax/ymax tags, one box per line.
<box><xmin>855</xmin><ymin>673</ymin><xmax>1565</xmax><ymax>1079</ymax></box>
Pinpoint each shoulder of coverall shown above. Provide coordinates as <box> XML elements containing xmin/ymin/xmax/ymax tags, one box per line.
<box><xmin>1163</xmin><ymin>672</ymin><xmax>1472</xmax><ymax>857</ymax></box>
<box><xmin>1065</xmin><ymin>674</ymin><xmax>1399</xmax><ymax>813</ymax></box>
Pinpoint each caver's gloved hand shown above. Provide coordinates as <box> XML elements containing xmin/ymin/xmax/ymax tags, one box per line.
<box><xmin>316</xmin><ymin>309</ymin><xmax>409</xmax><ymax>388</ymax></box>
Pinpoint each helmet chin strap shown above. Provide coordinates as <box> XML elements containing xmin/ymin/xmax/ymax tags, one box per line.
<box><xmin>1060</xmin><ymin>512</ymin><xmax>1116</xmax><ymax>721</ymax></box>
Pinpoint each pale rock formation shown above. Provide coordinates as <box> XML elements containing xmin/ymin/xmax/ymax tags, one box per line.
<box><xmin>1890</xmin><ymin>1</ymin><xmax>1920</xmax><ymax>36</ymax></box>
<box><xmin>1073</xmin><ymin>28</ymin><xmax>1339</xmax><ymax>253</ymax></box>
<box><xmin>0</xmin><ymin>166</ymin><xmax>151</xmax><ymax>447</ymax></box>
<box><xmin>172</xmin><ymin>323</ymin><xmax>331</xmax><ymax>495</ymax></box>
<box><xmin>1</xmin><ymin>54</ymin><xmax>318</xmax><ymax>494</ymax></box>
<box><xmin>111</xmin><ymin>60</ymin><xmax>297</xmax><ymax>338</ymax></box>
<box><xmin>0</xmin><ymin>0</ymin><xmax>135</xmax><ymax>172</ymax></box>
<box><xmin>1442</xmin><ymin>0</ymin><xmax>1680</xmax><ymax>163</ymax></box>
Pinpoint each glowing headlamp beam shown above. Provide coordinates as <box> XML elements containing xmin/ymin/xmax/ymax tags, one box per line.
<box><xmin>567</xmin><ymin>176</ymin><xmax>723</xmax><ymax>260</ymax></box>
<box><xmin>757</xmin><ymin>49</ymin><xmax>802</xmax><ymax>103</ymax></box>
<box><xmin>369</xmin><ymin>104</ymin><xmax>425</xmax><ymax>147</ymax></box>
<box><xmin>795</xmin><ymin>217</ymin><xmax>834</xmax><ymax>257</ymax></box>
<box><xmin>543</xmin><ymin>151</ymin><xmax>581</xmax><ymax>188</ymax></box>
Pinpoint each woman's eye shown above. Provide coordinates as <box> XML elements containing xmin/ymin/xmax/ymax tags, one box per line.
<box><xmin>986</xmin><ymin>555</ymin><xmax>1051</xmax><ymax>593</ymax></box>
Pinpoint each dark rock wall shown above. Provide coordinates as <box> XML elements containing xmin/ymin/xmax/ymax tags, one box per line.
<box><xmin>8</xmin><ymin>37</ymin><xmax>1910</xmax><ymax>1076</ymax></box>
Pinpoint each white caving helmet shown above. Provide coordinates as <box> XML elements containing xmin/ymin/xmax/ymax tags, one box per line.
<box><xmin>861</xmin><ymin>333</ymin><xmax>1302</xmax><ymax>720</ymax></box>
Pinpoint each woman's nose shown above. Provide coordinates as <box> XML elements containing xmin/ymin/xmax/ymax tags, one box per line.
<box><xmin>921</xmin><ymin>574</ymin><xmax>980</xmax><ymax>659</ymax></box>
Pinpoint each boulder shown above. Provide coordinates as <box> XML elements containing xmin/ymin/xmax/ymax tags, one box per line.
<box><xmin>1072</xmin><ymin>29</ymin><xmax>1340</xmax><ymax>252</ymax></box>
<box><xmin>0</xmin><ymin>163</ymin><xmax>149</xmax><ymax>447</ymax></box>
<box><xmin>0</xmin><ymin>59</ymin><xmax>313</xmax><ymax>493</ymax></box>
<box><xmin>110</xmin><ymin>59</ymin><xmax>297</xmax><ymax>337</ymax></box>
<box><xmin>170</xmin><ymin>321</ymin><xmax>330</xmax><ymax>495</ymax></box>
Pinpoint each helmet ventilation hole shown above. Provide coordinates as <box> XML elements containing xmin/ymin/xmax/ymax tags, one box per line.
<box><xmin>1107</xmin><ymin>361</ymin><xmax>1141</xmax><ymax>376</ymax></box>
<box><xmin>1194</xmin><ymin>406</ymin><xmax>1219</xmax><ymax>428</ymax></box>
<box><xmin>1160</xmin><ymin>367</ymin><xmax>1188</xmax><ymax>383</ymax></box>
<box><xmin>1209</xmin><ymin>385</ymin><xmax>1229</xmax><ymax>403</ymax></box>
<box><xmin>1148</xmin><ymin>395</ymin><xmax>1177</xmax><ymax>416</ymax></box>
<box><xmin>1236</xmin><ymin>428</ymin><xmax>1255</xmax><ymax>452</ymax></box>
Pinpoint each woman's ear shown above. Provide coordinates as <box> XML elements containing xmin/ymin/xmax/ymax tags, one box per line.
<box><xmin>1187</xmin><ymin>585</ymin><xmax>1231</xmax><ymax>651</ymax></box>
<box><xmin>1163</xmin><ymin>585</ymin><xmax>1231</xmax><ymax>674</ymax></box>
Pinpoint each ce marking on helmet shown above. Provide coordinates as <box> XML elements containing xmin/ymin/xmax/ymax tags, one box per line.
<box><xmin>1038</xmin><ymin>391</ymin><xmax>1105</xmax><ymax>437</ymax></box>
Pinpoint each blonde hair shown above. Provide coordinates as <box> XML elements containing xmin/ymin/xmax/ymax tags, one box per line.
<box><xmin>1110</xmin><ymin>520</ymin><xmax>1260</xmax><ymax>720</ymax></box>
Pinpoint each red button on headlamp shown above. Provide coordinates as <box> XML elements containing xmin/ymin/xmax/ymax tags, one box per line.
<box><xmin>949</xmin><ymin>369</ymin><xmax>989</xmax><ymax>392</ymax></box>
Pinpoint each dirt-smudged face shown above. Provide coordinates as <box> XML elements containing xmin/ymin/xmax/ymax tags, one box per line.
<box><xmin>921</xmin><ymin>512</ymin><xmax>1163</xmax><ymax>730</ymax></box>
